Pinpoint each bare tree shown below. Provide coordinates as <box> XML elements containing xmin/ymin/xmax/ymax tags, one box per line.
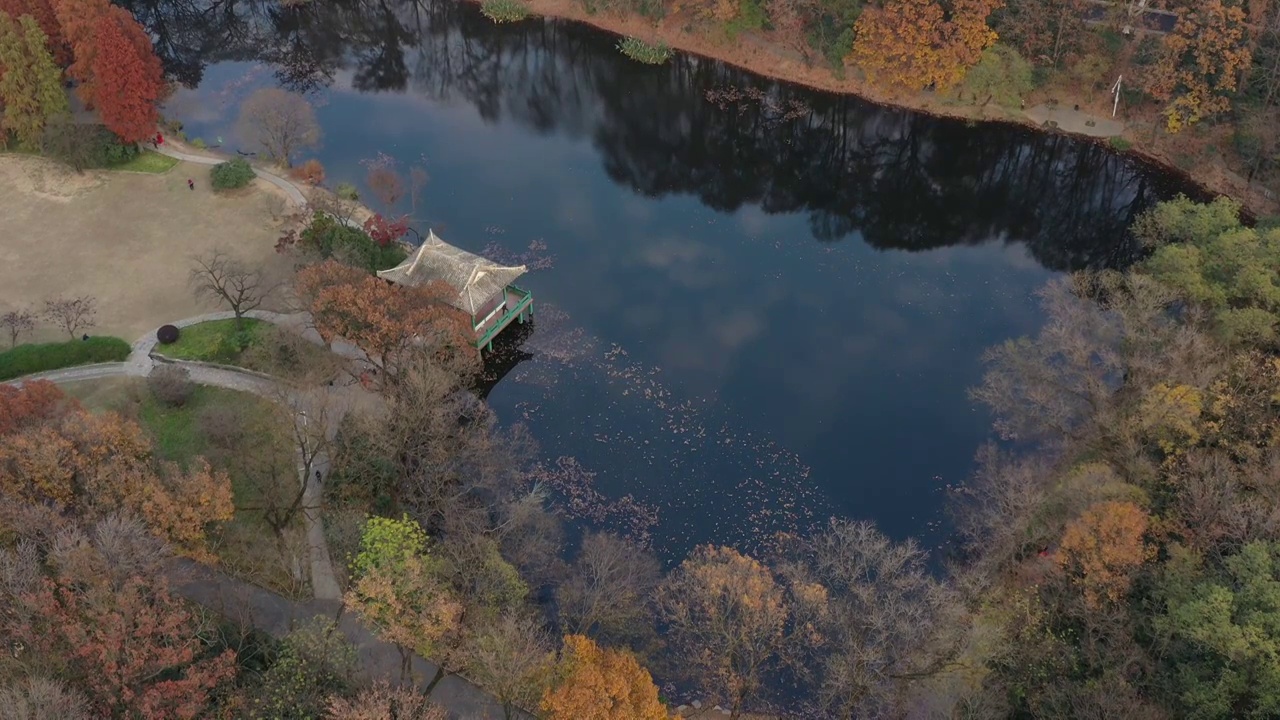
<box><xmin>556</xmin><ymin>532</ymin><xmax>660</xmax><ymax>642</ymax></box>
<box><xmin>0</xmin><ymin>309</ymin><xmax>36</xmax><ymax>347</ymax></box>
<box><xmin>189</xmin><ymin>249</ymin><xmax>276</xmax><ymax>331</ymax></box>
<box><xmin>237</xmin><ymin>88</ymin><xmax>321</xmax><ymax>167</ymax></box>
<box><xmin>0</xmin><ymin>676</ymin><xmax>92</xmax><ymax>720</ymax></box>
<box><xmin>970</xmin><ymin>272</ymin><xmax>1218</xmax><ymax>465</ymax></box>
<box><xmin>345</xmin><ymin>350</ymin><xmax>532</xmax><ymax>535</ymax></box>
<box><xmin>457</xmin><ymin>611</ymin><xmax>554</xmax><ymax>720</ymax></box>
<box><xmin>233</xmin><ymin>379</ymin><xmax>344</xmax><ymax>541</ymax></box>
<box><xmin>41</xmin><ymin>296</ymin><xmax>96</xmax><ymax>339</ymax></box>
<box><xmin>324</xmin><ymin>682</ymin><xmax>445</xmax><ymax>720</ymax></box>
<box><xmin>779</xmin><ymin>520</ymin><xmax>967</xmax><ymax>720</ymax></box>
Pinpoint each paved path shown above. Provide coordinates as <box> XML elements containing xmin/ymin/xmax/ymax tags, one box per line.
<box><xmin>3</xmin><ymin>313</ymin><xmax>534</xmax><ymax>718</ymax></box>
<box><xmin>155</xmin><ymin>145</ymin><xmax>308</xmax><ymax>207</ymax></box>
<box><xmin>165</xmin><ymin>560</ymin><xmax>520</xmax><ymax>719</ymax></box>
<box><xmin>8</xmin><ymin>309</ymin><xmax>349</xmax><ymax>600</ymax></box>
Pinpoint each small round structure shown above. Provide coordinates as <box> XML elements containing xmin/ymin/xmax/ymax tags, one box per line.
<box><xmin>156</xmin><ymin>324</ymin><xmax>180</xmax><ymax>345</ymax></box>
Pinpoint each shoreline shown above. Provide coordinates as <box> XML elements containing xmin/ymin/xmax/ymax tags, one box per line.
<box><xmin>479</xmin><ymin>0</ymin><xmax>1276</xmax><ymax>219</ymax></box>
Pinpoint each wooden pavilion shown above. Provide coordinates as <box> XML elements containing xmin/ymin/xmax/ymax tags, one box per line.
<box><xmin>377</xmin><ymin>230</ymin><xmax>533</xmax><ymax>351</ymax></box>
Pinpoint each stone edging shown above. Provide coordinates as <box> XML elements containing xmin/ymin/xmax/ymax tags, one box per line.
<box><xmin>148</xmin><ymin>352</ymin><xmax>277</xmax><ymax>382</ymax></box>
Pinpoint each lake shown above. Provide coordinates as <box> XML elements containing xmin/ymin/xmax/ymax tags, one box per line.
<box><xmin>137</xmin><ymin>0</ymin><xmax>1198</xmax><ymax>558</ymax></box>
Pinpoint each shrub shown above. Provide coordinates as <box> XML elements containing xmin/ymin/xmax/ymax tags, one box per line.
<box><xmin>210</xmin><ymin>158</ymin><xmax>255</xmax><ymax>190</ymax></box>
<box><xmin>481</xmin><ymin>0</ymin><xmax>529</xmax><ymax>22</ymax></box>
<box><xmin>148</xmin><ymin>364</ymin><xmax>194</xmax><ymax>407</ymax></box>
<box><xmin>197</xmin><ymin>404</ymin><xmax>243</xmax><ymax>449</ymax></box>
<box><xmin>1109</xmin><ymin>136</ymin><xmax>1133</xmax><ymax>151</ymax></box>
<box><xmin>298</xmin><ymin>213</ymin><xmax>407</xmax><ymax>273</ymax></box>
<box><xmin>190</xmin><ymin>137</ymin><xmax>207</xmax><ymax>149</ymax></box>
<box><xmin>618</xmin><ymin>37</ymin><xmax>673</xmax><ymax>64</ymax></box>
<box><xmin>292</xmin><ymin>159</ymin><xmax>325</xmax><ymax>185</ymax></box>
<box><xmin>959</xmin><ymin>45</ymin><xmax>1033</xmax><ymax>108</ymax></box>
<box><xmin>41</xmin><ymin>121</ymin><xmax>140</xmax><ymax>171</ymax></box>
<box><xmin>0</xmin><ymin>337</ymin><xmax>131</xmax><ymax>381</ymax></box>
<box><xmin>335</xmin><ymin>183</ymin><xmax>359</xmax><ymax>201</ymax></box>
<box><xmin>157</xmin><ymin>325</ymin><xmax>180</xmax><ymax>344</ymax></box>
<box><xmin>725</xmin><ymin>0</ymin><xmax>767</xmax><ymax>37</ymax></box>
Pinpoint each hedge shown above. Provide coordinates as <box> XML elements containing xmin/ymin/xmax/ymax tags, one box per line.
<box><xmin>0</xmin><ymin>337</ymin><xmax>132</xmax><ymax>381</ymax></box>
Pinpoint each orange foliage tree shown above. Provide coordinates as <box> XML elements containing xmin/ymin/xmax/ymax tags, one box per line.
<box><xmin>86</xmin><ymin>5</ymin><xmax>164</xmax><ymax>142</ymax></box>
<box><xmin>540</xmin><ymin>635</ymin><xmax>668</xmax><ymax>720</ymax></box>
<box><xmin>294</xmin><ymin>259</ymin><xmax>477</xmax><ymax>387</ymax></box>
<box><xmin>0</xmin><ymin>379</ymin><xmax>70</xmax><ymax>436</ymax></box>
<box><xmin>50</xmin><ymin>0</ymin><xmax>108</xmax><ymax>97</ymax></box>
<box><xmin>655</xmin><ymin>546</ymin><xmax>789</xmax><ymax>720</ymax></box>
<box><xmin>1056</xmin><ymin>500</ymin><xmax>1155</xmax><ymax>608</ymax></box>
<box><xmin>849</xmin><ymin>0</ymin><xmax>1001</xmax><ymax>92</ymax></box>
<box><xmin>10</xmin><ymin>567</ymin><xmax>237</xmax><ymax>718</ymax></box>
<box><xmin>0</xmin><ymin>388</ymin><xmax>233</xmax><ymax>557</ymax></box>
<box><xmin>1145</xmin><ymin>0</ymin><xmax>1252</xmax><ymax>132</ymax></box>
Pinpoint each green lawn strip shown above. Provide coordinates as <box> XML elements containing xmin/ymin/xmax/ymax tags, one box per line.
<box><xmin>0</xmin><ymin>336</ymin><xmax>131</xmax><ymax>380</ymax></box>
<box><xmin>110</xmin><ymin>150</ymin><xmax>179</xmax><ymax>173</ymax></box>
<box><xmin>158</xmin><ymin>318</ymin><xmax>267</xmax><ymax>363</ymax></box>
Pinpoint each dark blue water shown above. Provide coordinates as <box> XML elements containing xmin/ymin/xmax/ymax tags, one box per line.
<box><xmin>142</xmin><ymin>0</ymin><xmax>1196</xmax><ymax>557</ymax></box>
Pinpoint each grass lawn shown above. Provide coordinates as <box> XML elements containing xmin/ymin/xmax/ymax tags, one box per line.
<box><xmin>111</xmin><ymin>150</ymin><xmax>179</xmax><ymax>173</ymax></box>
<box><xmin>158</xmin><ymin>318</ymin><xmax>268</xmax><ymax>364</ymax></box>
<box><xmin>60</xmin><ymin>376</ymin><xmax>310</xmax><ymax>597</ymax></box>
<box><xmin>135</xmin><ymin>383</ymin><xmax>273</xmax><ymax>465</ymax></box>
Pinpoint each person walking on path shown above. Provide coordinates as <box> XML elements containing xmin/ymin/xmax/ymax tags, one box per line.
<box><xmin>187</xmin><ymin>178</ymin><xmax>194</xmax><ymax>191</ymax></box>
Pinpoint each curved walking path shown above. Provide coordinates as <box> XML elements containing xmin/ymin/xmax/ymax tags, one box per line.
<box><xmin>4</xmin><ymin>311</ymin><xmax>526</xmax><ymax>718</ymax></box>
<box><xmin>154</xmin><ymin>144</ymin><xmax>308</xmax><ymax>207</ymax></box>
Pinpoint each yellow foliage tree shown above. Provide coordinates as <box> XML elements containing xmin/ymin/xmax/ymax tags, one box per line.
<box><xmin>540</xmin><ymin>635</ymin><xmax>668</xmax><ymax>720</ymax></box>
<box><xmin>1146</xmin><ymin>0</ymin><xmax>1252</xmax><ymax>132</ymax></box>
<box><xmin>1138</xmin><ymin>382</ymin><xmax>1204</xmax><ymax>455</ymax></box>
<box><xmin>656</xmin><ymin>546</ymin><xmax>788</xmax><ymax>719</ymax></box>
<box><xmin>848</xmin><ymin>0</ymin><xmax>1001</xmax><ymax>93</ymax></box>
<box><xmin>1056</xmin><ymin>501</ymin><xmax>1155</xmax><ymax>609</ymax></box>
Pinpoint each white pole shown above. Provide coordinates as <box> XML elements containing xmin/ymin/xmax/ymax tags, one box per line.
<box><xmin>1112</xmin><ymin>75</ymin><xmax>1122</xmax><ymax>118</ymax></box>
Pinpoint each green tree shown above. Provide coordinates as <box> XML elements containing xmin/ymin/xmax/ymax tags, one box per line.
<box><xmin>251</xmin><ymin>617</ymin><xmax>358</xmax><ymax>720</ymax></box>
<box><xmin>345</xmin><ymin>515</ymin><xmax>463</xmax><ymax>684</ymax></box>
<box><xmin>959</xmin><ymin>44</ymin><xmax>1034</xmax><ymax>107</ymax></box>
<box><xmin>1156</xmin><ymin>541</ymin><xmax>1280</xmax><ymax>719</ymax></box>
<box><xmin>0</xmin><ymin>12</ymin><xmax>67</xmax><ymax>148</ymax></box>
<box><xmin>1138</xmin><ymin>197</ymin><xmax>1280</xmax><ymax>346</ymax></box>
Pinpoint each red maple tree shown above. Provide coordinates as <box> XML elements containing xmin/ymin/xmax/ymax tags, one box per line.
<box><xmin>363</xmin><ymin>213</ymin><xmax>411</xmax><ymax>247</ymax></box>
<box><xmin>51</xmin><ymin>0</ymin><xmax>109</xmax><ymax>94</ymax></box>
<box><xmin>10</xmin><ymin>572</ymin><xmax>237</xmax><ymax>718</ymax></box>
<box><xmin>86</xmin><ymin>5</ymin><xmax>164</xmax><ymax>142</ymax></box>
<box><xmin>0</xmin><ymin>379</ymin><xmax>71</xmax><ymax>437</ymax></box>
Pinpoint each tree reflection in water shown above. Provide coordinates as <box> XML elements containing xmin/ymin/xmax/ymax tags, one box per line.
<box><xmin>128</xmin><ymin>0</ymin><xmax>1201</xmax><ymax>270</ymax></box>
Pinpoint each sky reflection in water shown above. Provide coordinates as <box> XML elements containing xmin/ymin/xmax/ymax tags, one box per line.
<box><xmin>163</xmin><ymin>14</ymin><xmax>1190</xmax><ymax>556</ymax></box>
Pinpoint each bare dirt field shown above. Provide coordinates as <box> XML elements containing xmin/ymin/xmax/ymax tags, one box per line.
<box><xmin>0</xmin><ymin>154</ymin><xmax>297</xmax><ymax>343</ymax></box>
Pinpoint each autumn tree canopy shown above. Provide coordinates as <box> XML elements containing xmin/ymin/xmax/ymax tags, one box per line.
<box><xmin>1</xmin><ymin>515</ymin><xmax>237</xmax><ymax>718</ymax></box>
<box><xmin>294</xmin><ymin>259</ymin><xmax>477</xmax><ymax>385</ymax></box>
<box><xmin>1146</xmin><ymin>0</ymin><xmax>1252</xmax><ymax>131</ymax></box>
<box><xmin>0</xmin><ymin>11</ymin><xmax>68</xmax><ymax>147</ymax></box>
<box><xmin>540</xmin><ymin>634</ymin><xmax>668</xmax><ymax>720</ymax></box>
<box><xmin>0</xmin><ymin>383</ymin><xmax>233</xmax><ymax>557</ymax></box>
<box><xmin>656</xmin><ymin>545</ymin><xmax>788</xmax><ymax>720</ymax></box>
<box><xmin>848</xmin><ymin>0</ymin><xmax>1002</xmax><ymax>93</ymax></box>
<box><xmin>86</xmin><ymin>5</ymin><xmax>164</xmax><ymax>143</ymax></box>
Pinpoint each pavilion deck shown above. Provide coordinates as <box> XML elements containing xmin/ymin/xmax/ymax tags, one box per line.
<box><xmin>474</xmin><ymin>285</ymin><xmax>533</xmax><ymax>351</ymax></box>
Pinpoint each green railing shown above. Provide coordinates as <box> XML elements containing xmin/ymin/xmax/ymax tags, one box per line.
<box><xmin>476</xmin><ymin>285</ymin><xmax>532</xmax><ymax>349</ymax></box>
